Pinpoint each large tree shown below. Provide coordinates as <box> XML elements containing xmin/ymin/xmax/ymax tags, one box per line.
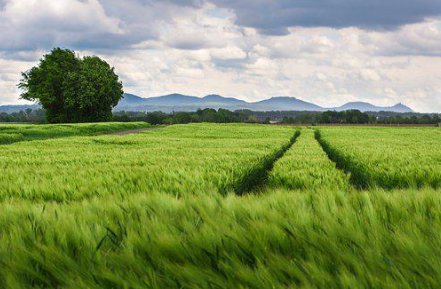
<box><xmin>18</xmin><ymin>48</ymin><xmax>123</xmax><ymax>123</ymax></box>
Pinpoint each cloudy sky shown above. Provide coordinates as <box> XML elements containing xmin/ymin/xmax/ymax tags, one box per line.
<box><xmin>1</xmin><ymin>0</ymin><xmax>441</xmax><ymax>112</ymax></box>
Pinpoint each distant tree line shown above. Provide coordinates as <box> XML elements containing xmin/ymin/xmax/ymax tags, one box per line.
<box><xmin>281</xmin><ymin>110</ymin><xmax>371</xmax><ymax>124</ymax></box>
<box><xmin>114</xmin><ymin>109</ymin><xmax>441</xmax><ymax>125</ymax></box>
<box><xmin>113</xmin><ymin>108</ymin><xmax>265</xmax><ymax>125</ymax></box>
<box><xmin>0</xmin><ymin>109</ymin><xmax>46</xmax><ymax>123</ymax></box>
<box><xmin>375</xmin><ymin>114</ymin><xmax>441</xmax><ymax>125</ymax></box>
<box><xmin>1</xmin><ymin>108</ymin><xmax>440</xmax><ymax>125</ymax></box>
<box><xmin>259</xmin><ymin>110</ymin><xmax>441</xmax><ymax>125</ymax></box>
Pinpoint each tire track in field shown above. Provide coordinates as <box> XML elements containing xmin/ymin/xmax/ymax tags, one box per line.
<box><xmin>230</xmin><ymin>130</ymin><xmax>301</xmax><ymax>195</ymax></box>
<box><xmin>314</xmin><ymin>130</ymin><xmax>368</xmax><ymax>189</ymax></box>
<box><xmin>266</xmin><ymin>129</ymin><xmax>352</xmax><ymax>191</ymax></box>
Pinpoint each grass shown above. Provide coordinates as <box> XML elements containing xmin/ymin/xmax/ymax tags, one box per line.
<box><xmin>0</xmin><ymin>123</ymin><xmax>295</xmax><ymax>201</ymax></box>
<box><xmin>0</xmin><ymin>122</ymin><xmax>152</xmax><ymax>144</ymax></box>
<box><xmin>269</xmin><ymin>129</ymin><xmax>350</xmax><ymax>190</ymax></box>
<box><xmin>317</xmin><ymin>127</ymin><xmax>441</xmax><ymax>189</ymax></box>
<box><xmin>2</xmin><ymin>189</ymin><xmax>441</xmax><ymax>288</ymax></box>
<box><xmin>0</xmin><ymin>123</ymin><xmax>441</xmax><ymax>288</ymax></box>
<box><xmin>0</xmin><ymin>133</ymin><xmax>24</xmax><ymax>144</ymax></box>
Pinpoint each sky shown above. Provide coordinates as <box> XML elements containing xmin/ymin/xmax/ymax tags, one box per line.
<box><xmin>1</xmin><ymin>0</ymin><xmax>441</xmax><ymax>112</ymax></box>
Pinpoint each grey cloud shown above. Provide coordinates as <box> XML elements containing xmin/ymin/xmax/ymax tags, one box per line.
<box><xmin>0</xmin><ymin>0</ymin><xmax>196</xmax><ymax>52</ymax></box>
<box><xmin>1</xmin><ymin>0</ymin><xmax>441</xmax><ymax>55</ymax></box>
<box><xmin>165</xmin><ymin>34</ymin><xmax>212</xmax><ymax>50</ymax></box>
<box><xmin>212</xmin><ymin>58</ymin><xmax>249</xmax><ymax>70</ymax></box>
<box><xmin>211</xmin><ymin>0</ymin><xmax>441</xmax><ymax>34</ymax></box>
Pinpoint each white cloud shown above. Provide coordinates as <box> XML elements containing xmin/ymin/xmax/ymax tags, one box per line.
<box><xmin>174</xmin><ymin>67</ymin><xmax>205</xmax><ymax>79</ymax></box>
<box><xmin>0</xmin><ymin>0</ymin><xmax>124</xmax><ymax>50</ymax></box>
<box><xmin>0</xmin><ymin>56</ymin><xmax>35</xmax><ymax>104</ymax></box>
<box><xmin>210</xmin><ymin>46</ymin><xmax>247</xmax><ymax>60</ymax></box>
<box><xmin>359</xmin><ymin>69</ymin><xmax>383</xmax><ymax>82</ymax></box>
<box><xmin>363</xmin><ymin>21</ymin><xmax>441</xmax><ymax>56</ymax></box>
<box><xmin>246</xmin><ymin>58</ymin><xmax>278</xmax><ymax>76</ymax></box>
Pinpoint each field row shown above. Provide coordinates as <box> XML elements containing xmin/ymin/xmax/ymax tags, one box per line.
<box><xmin>269</xmin><ymin>129</ymin><xmax>349</xmax><ymax>190</ymax></box>
<box><xmin>264</xmin><ymin>126</ymin><xmax>441</xmax><ymax>191</ymax></box>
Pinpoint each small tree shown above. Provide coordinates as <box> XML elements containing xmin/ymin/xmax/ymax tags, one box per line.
<box><xmin>18</xmin><ymin>48</ymin><xmax>123</xmax><ymax>123</ymax></box>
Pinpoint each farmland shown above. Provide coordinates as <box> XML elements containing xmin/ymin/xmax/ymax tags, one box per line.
<box><xmin>0</xmin><ymin>123</ymin><xmax>441</xmax><ymax>288</ymax></box>
<box><xmin>0</xmin><ymin>124</ymin><xmax>294</xmax><ymax>201</ymax></box>
<box><xmin>0</xmin><ymin>122</ymin><xmax>152</xmax><ymax>144</ymax></box>
<box><xmin>268</xmin><ymin>129</ymin><xmax>350</xmax><ymax>190</ymax></box>
<box><xmin>317</xmin><ymin>127</ymin><xmax>441</xmax><ymax>189</ymax></box>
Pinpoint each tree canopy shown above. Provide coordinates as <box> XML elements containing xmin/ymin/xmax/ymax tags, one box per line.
<box><xmin>18</xmin><ymin>48</ymin><xmax>123</xmax><ymax>123</ymax></box>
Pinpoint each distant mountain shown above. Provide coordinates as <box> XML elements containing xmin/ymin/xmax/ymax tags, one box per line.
<box><xmin>115</xmin><ymin>93</ymin><xmax>415</xmax><ymax>113</ymax></box>
<box><xmin>121</xmin><ymin>93</ymin><xmax>146</xmax><ymax>104</ymax></box>
<box><xmin>332</xmin><ymin>102</ymin><xmax>413</xmax><ymax>113</ymax></box>
<box><xmin>253</xmin><ymin>97</ymin><xmax>323</xmax><ymax>111</ymax></box>
<box><xmin>116</xmin><ymin>93</ymin><xmax>252</xmax><ymax>112</ymax></box>
<box><xmin>140</xmin><ymin>93</ymin><xmax>202</xmax><ymax>105</ymax></box>
<box><xmin>387</xmin><ymin>103</ymin><xmax>414</xmax><ymax>113</ymax></box>
<box><xmin>202</xmin><ymin>94</ymin><xmax>247</xmax><ymax>105</ymax></box>
<box><xmin>0</xmin><ymin>93</ymin><xmax>415</xmax><ymax>113</ymax></box>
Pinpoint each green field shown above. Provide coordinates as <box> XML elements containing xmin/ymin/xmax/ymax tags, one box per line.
<box><xmin>1</xmin><ymin>123</ymin><xmax>441</xmax><ymax>288</ymax></box>
<box><xmin>0</xmin><ymin>122</ymin><xmax>151</xmax><ymax>144</ymax></box>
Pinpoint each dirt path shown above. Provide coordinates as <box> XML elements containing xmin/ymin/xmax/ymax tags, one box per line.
<box><xmin>108</xmin><ymin>127</ymin><xmax>160</xmax><ymax>136</ymax></box>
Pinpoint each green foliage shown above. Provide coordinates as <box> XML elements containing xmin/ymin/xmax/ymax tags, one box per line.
<box><xmin>0</xmin><ymin>109</ymin><xmax>45</xmax><ymax>123</ymax></box>
<box><xmin>18</xmin><ymin>48</ymin><xmax>80</xmax><ymax>123</ymax></box>
<box><xmin>63</xmin><ymin>56</ymin><xmax>123</xmax><ymax>122</ymax></box>
<box><xmin>19</xmin><ymin>48</ymin><xmax>123</xmax><ymax>123</ymax></box>
<box><xmin>375</xmin><ymin>113</ymin><xmax>441</xmax><ymax>125</ymax></box>
<box><xmin>114</xmin><ymin>108</ymin><xmax>249</xmax><ymax>125</ymax></box>
<box><xmin>319</xmin><ymin>110</ymin><xmax>371</xmax><ymax>124</ymax></box>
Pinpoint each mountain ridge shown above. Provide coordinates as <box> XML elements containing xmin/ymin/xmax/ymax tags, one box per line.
<box><xmin>116</xmin><ymin>93</ymin><xmax>414</xmax><ymax>113</ymax></box>
<box><xmin>331</xmin><ymin>101</ymin><xmax>413</xmax><ymax>113</ymax></box>
<box><xmin>0</xmin><ymin>93</ymin><xmax>414</xmax><ymax>113</ymax></box>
